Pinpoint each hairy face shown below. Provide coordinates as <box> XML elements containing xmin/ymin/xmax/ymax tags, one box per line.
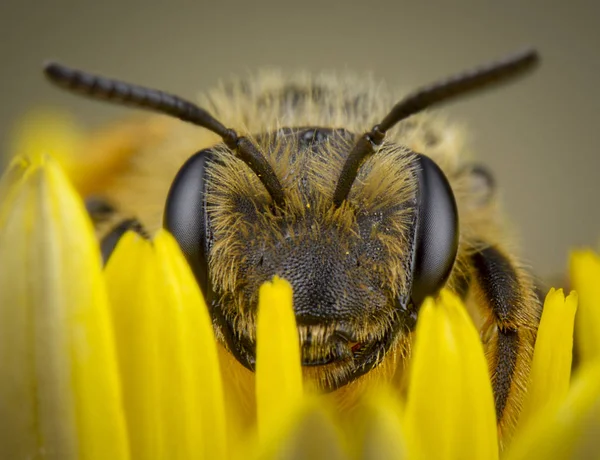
<box><xmin>206</xmin><ymin>127</ymin><xmax>419</xmax><ymax>390</ymax></box>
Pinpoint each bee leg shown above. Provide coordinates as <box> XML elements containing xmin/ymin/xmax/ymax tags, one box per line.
<box><xmin>463</xmin><ymin>163</ymin><xmax>496</xmax><ymax>208</ymax></box>
<box><xmin>451</xmin><ymin>268</ymin><xmax>471</xmax><ymax>300</ymax></box>
<box><xmin>85</xmin><ymin>196</ymin><xmax>117</xmax><ymax>225</ymax></box>
<box><xmin>84</xmin><ymin>197</ymin><xmax>150</xmax><ymax>264</ymax></box>
<box><xmin>100</xmin><ymin>218</ymin><xmax>149</xmax><ymax>265</ymax></box>
<box><xmin>469</xmin><ymin>244</ymin><xmax>541</xmax><ymax>438</ymax></box>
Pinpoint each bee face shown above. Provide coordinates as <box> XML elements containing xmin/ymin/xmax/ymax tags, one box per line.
<box><xmin>165</xmin><ymin>126</ymin><xmax>459</xmax><ymax>390</ymax></box>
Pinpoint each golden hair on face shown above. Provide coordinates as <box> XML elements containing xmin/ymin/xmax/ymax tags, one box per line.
<box><xmin>44</xmin><ymin>49</ymin><xmax>542</xmax><ymax>439</ymax></box>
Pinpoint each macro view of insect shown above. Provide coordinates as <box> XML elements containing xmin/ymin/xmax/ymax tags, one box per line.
<box><xmin>43</xmin><ymin>48</ymin><xmax>542</xmax><ymax>434</ymax></box>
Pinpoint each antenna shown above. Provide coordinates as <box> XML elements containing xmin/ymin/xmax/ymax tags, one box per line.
<box><xmin>332</xmin><ymin>49</ymin><xmax>540</xmax><ymax>207</ymax></box>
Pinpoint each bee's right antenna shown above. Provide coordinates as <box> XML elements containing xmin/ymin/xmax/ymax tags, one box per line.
<box><xmin>333</xmin><ymin>48</ymin><xmax>540</xmax><ymax>207</ymax></box>
<box><xmin>43</xmin><ymin>62</ymin><xmax>286</xmax><ymax>208</ymax></box>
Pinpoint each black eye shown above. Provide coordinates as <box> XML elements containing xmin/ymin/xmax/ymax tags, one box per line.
<box><xmin>163</xmin><ymin>149</ymin><xmax>215</xmax><ymax>301</ymax></box>
<box><xmin>410</xmin><ymin>154</ymin><xmax>459</xmax><ymax>308</ymax></box>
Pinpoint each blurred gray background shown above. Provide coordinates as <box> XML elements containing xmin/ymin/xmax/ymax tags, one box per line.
<box><xmin>1</xmin><ymin>1</ymin><xmax>598</xmax><ymax>280</ymax></box>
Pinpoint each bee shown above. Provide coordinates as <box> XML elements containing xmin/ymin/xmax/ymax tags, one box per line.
<box><xmin>43</xmin><ymin>49</ymin><xmax>542</xmax><ymax>438</ymax></box>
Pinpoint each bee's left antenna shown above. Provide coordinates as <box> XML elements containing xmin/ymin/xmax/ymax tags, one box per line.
<box><xmin>43</xmin><ymin>62</ymin><xmax>286</xmax><ymax>208</ymax></box>
<box><xmin>332</xmin><ymin>48</ymin><xmax>540</xmax><ymax>207</ymax></box>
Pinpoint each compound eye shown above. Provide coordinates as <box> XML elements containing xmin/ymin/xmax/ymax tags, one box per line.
<box><xmin>163</xmin><ymin>149</ymin><xmax>215</xmax><ymax>300</ymax></box>
<box><xmin>410</xmin><ymin>154</ymin><xmax>459</xmax><ymax>308</ymax></box>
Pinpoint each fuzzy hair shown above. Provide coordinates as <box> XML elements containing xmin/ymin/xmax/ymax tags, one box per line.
<box><xmin>88</xmin><ymin>69</ymin><xmax>541</xmax><ymax>441</ymax></box>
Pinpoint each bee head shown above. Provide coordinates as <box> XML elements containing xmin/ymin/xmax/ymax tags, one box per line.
<box><xmin>163</xmin><ymin>124</ymin><xmax>461</xmax><ymax>389</ymax></box>
<box><xmin>43</xmin><ymin>49</ymin><xmax>539</xmax><ymax>391</ymax></box>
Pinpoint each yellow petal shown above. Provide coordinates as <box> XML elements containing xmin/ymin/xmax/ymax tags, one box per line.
<box><xmin>9</xmin><ymin>109</ymin><xmax>83</xmax><ymax>169</ymax></box>
<box><xmin>505</xmin><ymin>363</ymin><xmax>600</xmax><ymax>460</ymax></box>
<box><xmin>404</xmin><ymin>290</ymin><xmax>498</xmax><ymax>460</ymax></box>
<box><xmin>0</xmin><ymin>156</ymin><xmax>129</xmax><ymax>460</ymax></box>
<box><xmin>105</xmin><ymin>230</ymin><xmax>227</xmax><ymax>459</ymax></box>
<box><xmin>255</xmin><ymin>276</ymin><xmax>303</xmax><ymax>443</ymax></box>
<box><xmin>153</xmin><ymin>229</ymin><xmax>228</xmax><ymax>459</ymax></box>
<box><xmin>352</xmin><ymin>386</ymin><xmax>407</xmax><ymax>460</ymax></box>
<box><xmin>252</xmin><ymin>399</ymin><xmax>348</xmax><ymax>460</ymax></box>
<box><xmin>0</xmin><ymin>156</ymin><xmax>30</xmax><ymax>214</ymax></box>
<box><xmin>104</xmin><ymin>232</ymin><xmax>160</xmax><ymax>458</ymax></box>
<box><xmin>570</xmin><ymin>250</ymin><xmax>600</xmax><ymax>364</ymax></box>
<box><xmin>518</xmin><ymin>288</ymin><xmax>577</xmax><ymax>428</ymax></box>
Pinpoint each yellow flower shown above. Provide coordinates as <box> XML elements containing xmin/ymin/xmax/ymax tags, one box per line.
<box><xmin>503</xmin><ymin>257</ymin><xmax>600</xmax><ymax>460</ymax></box>
<box><xmin>1</xmin><ymin>136</ymin><xmax>600</xmax><ymax>458</ymax></box>
<box><xmin>404</xmin><ymin>291</ymin><xmax>498</xmax><ymax>459</ymax></box>
<box><xmin>255</xmin><ymin>277</ymin><xmax>303</xmax><ymax>443</ymax></box>
<box><xmin>516</xmin><ymin>288</ymin><xmax>577</xmax><ymax>429</ymax></box>
<box><xmin>0</xmin><ymin>155</ymin><xmax>128</xmax><ymax>459</ymax></box>
<box><xmin>104</xmin><ymin>230</ymin><xmax>227</xmax><ymax>459</ymax></box>
<box><xmin>570</xmin><ymin>250</ymin><xmax>600</xmax><ymax>364</ymax></box>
